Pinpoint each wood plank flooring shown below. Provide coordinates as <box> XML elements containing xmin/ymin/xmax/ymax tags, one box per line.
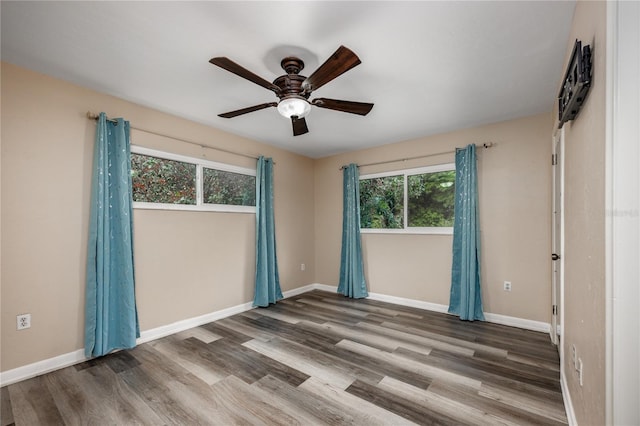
<box><xmin>2</xmin><ymin>290</ymin><xmax>567</xmax><ymax>425</ymax></box>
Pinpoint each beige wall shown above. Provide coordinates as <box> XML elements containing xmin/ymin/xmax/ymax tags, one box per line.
<box><xmin>315</xmin><ymin>113</ymin><xmax>553</xmax><ymax>322</ymax></box>
<box><xmin>0</xmin><ymin>8</ymin><xmax>616</xmax><ymax>420</ymax></box>
<box><xmin>1</xmin><ymin>60</ymin><xmax>557</xmax><ymax>378</ymax></box>
<box><xmin>555</xmin><ymin>1</ymin><xmax>607</xmax><ymax>424</ymax></box>
<box><xmin>0</xmin><ymin>62</ymin><xmax>315</xmax><ymax>372</ymax></box>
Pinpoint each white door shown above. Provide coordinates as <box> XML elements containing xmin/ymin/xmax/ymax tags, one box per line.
<box><xmin>551</xmin><ymin>129</ymin><xmax>564</xmax><ymax>346</ymax></box>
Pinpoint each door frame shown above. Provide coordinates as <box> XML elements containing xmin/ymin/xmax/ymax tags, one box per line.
<box><xmin>605</xmin><ymin>1</ymin><xmax>640</xmax><ymax>423</ymax></box>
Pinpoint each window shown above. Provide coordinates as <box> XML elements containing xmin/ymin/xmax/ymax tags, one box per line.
<box><xmin>130</xmin><ymin>146</ymin><xmax>256</xmax><ymax>213</ymax></box>
<box><xmin>407</xmin><ymin>170</ymin><xmax>455</xmax><ymax>227</ymax></box>
<box><xmin>360</xmin><ymin>175</ymin><xmax>404</xmax><ymax>229</ymax></box>
<box><xmin>132</xmin><ymin>154</ymin><xmax>196</xmax><ymax>205</ymax></box>
<box><xmin>202</xmin><ymin>168</ymin><xmax>255</xmax><ymax>206</ymax></box>
<box><xmin>359</xmin><ymin>163</ymin><xmax>455</xmax><ymax>234</ymax></box>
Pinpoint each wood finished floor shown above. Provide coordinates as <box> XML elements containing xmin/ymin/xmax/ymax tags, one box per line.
<box><xmin>2</xmin><ymin>290</ymin><xmax>566</xmax><ymax>425</ymax></box>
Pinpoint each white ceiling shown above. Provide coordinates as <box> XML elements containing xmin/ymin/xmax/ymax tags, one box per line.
<box><xmin>1</xmin><ymin>1</ymin><xmax>575</xmax><ymax>158</ymax></box>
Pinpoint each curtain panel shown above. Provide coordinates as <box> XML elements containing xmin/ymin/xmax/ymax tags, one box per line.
<box><xmin>448</xmin><ymin>144</ymin><xmax>485</xmax><ymax>321</ymax></box>
<box><xmin>85</xmin><ymin>113</ymin><xmax>139</xmax><ymax>357</ymax></box>
<box><xmin>254</xmin><ymin>156</ymin><xmax>283</xmax><ymax>307</ymax></box>
<box><xmin>338</xmin><ymin>164</ymin><xmax>369</xmax><ymax>298</ymax></box>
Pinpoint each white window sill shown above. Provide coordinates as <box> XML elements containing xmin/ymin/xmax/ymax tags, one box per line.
<box><xmin>360</xmin><ymin>227</ymin><xmax>453</xmax><ymax>235</ymax></box>
<box><xmin>133</xmin><ymin>202</ymin><xmax>255</xmax><ymax>214</ymax></box>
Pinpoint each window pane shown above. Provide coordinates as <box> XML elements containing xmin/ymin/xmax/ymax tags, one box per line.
<box><xmin>203</xmin><ymin>168</ymin><xmax>256</xmax><ymax>206</ymax></box>
<box><xmin>131</xmin><ymin>153</ymin><xmax>196</xmax><ymax>204</ymax></box>
<box><xmin>407</xmin><ymin>170</ymin><xmax>455</xmax><ymax>227</ymax></box>
<box><xmin>359</xmin><ymin>175</ymin><xmax>404</xmax><ymax>229</ymax></box>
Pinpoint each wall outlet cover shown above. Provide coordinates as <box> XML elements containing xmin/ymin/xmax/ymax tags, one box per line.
<box><xmin>17</xmin><ymin>314</ymin><xmax>31</xmax><ymax>330</ymax></box>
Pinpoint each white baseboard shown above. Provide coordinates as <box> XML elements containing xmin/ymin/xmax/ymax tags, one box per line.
<box><xmin>310</xmin><ymin>283</ymin><xmax>338</xmax><ymax>293</ymax></box>
<box><xmin>368</xmin><ymin>291</ymin><xmax>450</xmax><ymax>314</ymax></box>
<box><xmin>136</xmin><ymin>284</ymin><xmax>320</xmax><ymax>345</ymax></box>
<box><xmin>0</xmin><ymin>282</ymin><xmax>550</xmax><ymax>387</ymax></box>
<box><xmin>483</xmin><ymin>312</ymin><xmax>550</xmax><ymax>333</ymax></box>
<box><xmin>0</xmin><ymin>349</ymin><xmax>87</xmax><ymax>388</ymax></box>
<box><xmin>561</xmin><ymin>369</ymin><xmax>578</xmax><ymax>425</ymax></box>
<box><xmin>0</xmin><ymin>284</ymin><xmax>320</xmax><ymax>387</ymax></box>
<box><xmin>137</xmin><ymin>300</ymin><xmax>254</xmax><ymax>344</ymax></box>
<box><xmin>282</xmin><ymin>283</ymin><xmax>318</xmax><ymax>298</ymax></box>
<box><xmin>364</xmin><ymin>288</ymin><xmax>549</xmax><ymax>333</ymax></box>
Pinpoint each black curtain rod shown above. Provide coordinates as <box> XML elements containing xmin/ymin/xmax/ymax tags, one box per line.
<box><xmin>86</xmin><ymin>112</ymin><xmax>261</xmax><ymax>161</ymax></box>
<box><xmin>339</xmin><ymin>142</ymin><xmax>494</xmax><ymax>170</ymax></box>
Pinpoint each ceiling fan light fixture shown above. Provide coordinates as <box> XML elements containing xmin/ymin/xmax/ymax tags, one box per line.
<box><xmin>211</xmin><ymin>46</ymin><xmax>373</xmax><ymax>136</ymax></box>
<box><xmin>277</xmin><ymin>96</ymin><xmax>311</xmax><ymax>119</ymax></box>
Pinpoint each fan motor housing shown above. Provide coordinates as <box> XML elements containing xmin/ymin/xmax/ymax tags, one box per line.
<box><xmin>273</xmin><ymin>74</ymin><xmax>309</xmax><ymax>100</ymax></box>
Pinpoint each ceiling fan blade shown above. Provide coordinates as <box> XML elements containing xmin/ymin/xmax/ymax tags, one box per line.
<box><xmin>291</xmin><ymin>116</ymin><xmax>309</xmax><ymax>136</ymax></box>
<box><xmin>311</xmin><ymin>98</ymin><xmax>374</xmax><ymax>116</ymax></box>
<box><xmin>218</xmin><ymin>102</ymin><xmax>277</xmax><ymax>118</ymax></box>
<box><xmin>302</xmin><ymin>46</ymin><xmax>361</xmax><ymax>92</ymax></box>
<box><xmin>210</xmin><ymin>57</ymin><xmax>280</xmax><ymax>94</ymax></box>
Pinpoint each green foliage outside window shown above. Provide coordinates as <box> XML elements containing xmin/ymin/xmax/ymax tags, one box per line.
<box><xmin>131</xmin><ymin>153</ymin><xmax>196</xmax><ymax>204</ymax></box>
<box><xmin>359</xmin><ymin>168</ymin><xmax>456</xmax><ymax>229</ymax></box>
<box><xmin>359</xmin><ymin>175</ymin><xmax>404</xmax><ymax>228</ymax></box>
<box><xmin>407</xmin><ymin>170</ymin><xmax>455</xmax><ymax>227</ymax></box>
<box><xmin>203</xmin><ymin>168</ymin><xmax>255</xmax><ymax>206</ymax></box>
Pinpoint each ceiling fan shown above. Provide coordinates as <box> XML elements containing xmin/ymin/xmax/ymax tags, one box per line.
<box><xmin>209</xmin><ymin>46</ymin><xmax>374</xmax><ymax>136</ymax></box>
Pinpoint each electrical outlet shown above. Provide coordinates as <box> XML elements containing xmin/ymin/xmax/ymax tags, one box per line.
<box><xmin>300</xmin><ymin>263</ymin><xmax>306</xmax><ymax>271</ymax></box>
<box><xmin>17</xmin><ymin>313</ymin><xmax>31</xmax><ymax>330</ymax></box>
<box><xmin>503</xmin><ymin>281</ymin><xmax>512</xmax><ymax>291</ymax></box>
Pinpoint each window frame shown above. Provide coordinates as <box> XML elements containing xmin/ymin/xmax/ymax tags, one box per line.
<box><xmin>359</xmin><ymin>163</ymin><xmax>455</xmax><ymax>235</ymax></box>
<box><xmin>130</xmin><ymin>145</ymin><xmax>256</xmax><ymax>213</ymax></box>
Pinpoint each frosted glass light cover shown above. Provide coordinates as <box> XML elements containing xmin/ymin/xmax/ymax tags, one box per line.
<box><xmin>277</xmin><ymin>97</ymin><xmax>311</xmax><ymax>118</ymax></box>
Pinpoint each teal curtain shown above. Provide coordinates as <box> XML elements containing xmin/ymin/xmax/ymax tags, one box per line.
<box><xmin>85</xmin><ymin>113</ymin><xmax>139</xmax><ymax>357</ymax></box>
<box><xmin>254</xmin><ymin>156</ymin><xmax>283</xmax><ymax>307</ymax></box>
<box><xmin>338</xmin><ymin>164</ymin><xmax>368</xmax><ymax>298</ymax></box>
<box><xmin>448</xmin><ymin>144</ymin><xmax>485</xmax><ymax>321</ymax></box>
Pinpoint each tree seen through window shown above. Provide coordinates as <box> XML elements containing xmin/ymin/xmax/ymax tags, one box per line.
<box><xmin>359</xmin><ymin>167</ymin><xmax>455</xmax><ymax>230</ymax></box>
